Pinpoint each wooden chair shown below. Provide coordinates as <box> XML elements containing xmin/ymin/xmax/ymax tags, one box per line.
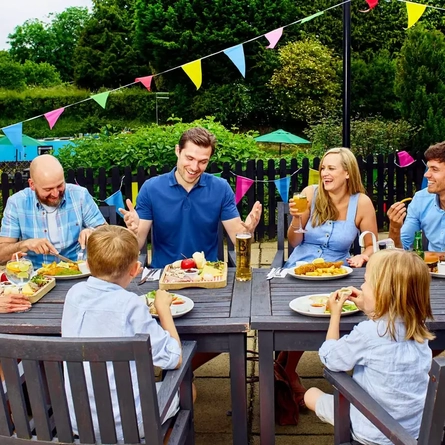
<box><xmin>324</xmin><ymin>357</ymin><xmax>445</xmax><ymax>445</ymax></box>
<box><xmin>271</xmin><ymin>202</ymin><xmax>361</xmax><ymax>268</ymax></box>
<box><xmin>98</xmin><ymin>204</ymin><xmax>118</xmax><ymax>225</ymax></box>
<box><xmin>0</xmin><ymin>333</ymin><xmax>196</xmax><ymax>445</ymax></box>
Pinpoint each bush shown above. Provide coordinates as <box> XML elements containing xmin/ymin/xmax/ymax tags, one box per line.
<box><xmin>56</xmin><ymin>117</ymin><xmax>264</xmax><ymax>173</ymax></box>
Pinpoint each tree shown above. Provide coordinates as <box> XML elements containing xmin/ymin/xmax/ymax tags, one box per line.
<box><xmin>395</xmin><ymin>25</ymin><xmax>445</xmax><ymax>151</ymax></box>
<box><xmin>8</xmin><ymin>7</ymin><xmax>90</xmax><ymax>82</ymax></box>
<box><xmin>268</xmin><ymin>39</ymin><xmax>341</xmax><ymax>125</ymax></box>
<box><xmin>73</xmin><ymin>0</ymin><xmax>143</xmax><ymax>89</ymax></box>
<box><xmin>22</xmin><ymin>61</ymin><xmax>62</xmax><ymax>87</ymax></box>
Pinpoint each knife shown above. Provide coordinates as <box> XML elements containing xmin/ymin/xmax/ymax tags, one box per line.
<box><xmin>53</xmin><ymin>252</ymin><xmax>77</xmax><ymax>264</ymax></box>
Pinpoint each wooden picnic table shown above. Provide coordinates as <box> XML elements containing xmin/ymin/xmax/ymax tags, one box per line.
<box><xmin>0</xmin><ymin>269</ymin><xmax>252</xmax><ymax>445</ymax></box>
<box><xmin>251</xmin><ymin>267</ymin><xmax>445</xmax><ymax>445</ymax></box>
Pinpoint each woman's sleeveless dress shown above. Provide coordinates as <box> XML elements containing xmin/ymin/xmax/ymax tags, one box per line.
<box><xmin>284</xmin><ymin>186</ymin><xmax>360</xmax><ymax>268</ymax></box>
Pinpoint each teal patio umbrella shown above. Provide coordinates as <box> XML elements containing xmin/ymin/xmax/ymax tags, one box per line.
<box><xmin>255</xmin><ymin>129</ymin><xmax>310</xmax><ymax>156</ymax></box>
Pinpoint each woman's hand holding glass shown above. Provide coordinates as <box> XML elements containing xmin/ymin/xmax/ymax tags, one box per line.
<box><xmin>290</xmin><ymin>192</ymin><xmax>308</xmax><ymax>233</ymax></box>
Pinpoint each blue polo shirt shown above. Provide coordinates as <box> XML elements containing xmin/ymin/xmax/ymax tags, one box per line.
<box><xmin>136</xmin><ymin>169</ymin><xmax>239</xmax><ymax>267</ymax></box>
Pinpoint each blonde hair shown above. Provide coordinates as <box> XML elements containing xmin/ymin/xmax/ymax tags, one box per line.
<box><xmin>367</xmin><ymin>250</ymin><xmax>435</xmax><ymax>343</ymax></box>
<box><xmin>87</xmin><ymin>226</ymin><xmax>139</xmax><ymax>281</ymax></box>
<box><xmin>312</xmin><ymin>147</ymin><xmax>365</xmax><ymax>227</ymax></box>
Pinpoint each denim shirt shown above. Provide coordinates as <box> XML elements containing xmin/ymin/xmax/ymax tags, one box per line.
<box><xmin>0</xmin><ymin>184</ymin><xmax>105</xmax><ymax>268</ymax></box>
<box><xmin>319</xmin><ymin>318</ymin><xmax>431</xmax><ymax>445</ymax></box>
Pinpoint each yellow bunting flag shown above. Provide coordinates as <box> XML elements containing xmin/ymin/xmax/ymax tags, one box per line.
<box><xmin>308</xmin><ymin>168</ymin><xmax>319</xmax><ymax>186</ymax></box>
<box><xmin>406</xmin><ymin>2</ymin><xmax>427</xmax><ymax>28</ymax></box>
<box><xmin>131</xmin><ymin>182</ymin><xmax>139</xmax><ymax>207</ymax></box>
<box><xmin>182</xmin><ymin>60</ymin><xmax>202</xmax><ymax>90</ymax></box>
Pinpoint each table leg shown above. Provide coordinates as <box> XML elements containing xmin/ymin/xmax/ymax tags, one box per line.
<box><xmin>228</xmin><ymin>333</ymin><xmax>248</xmax><ymax>445</ymax></box>
<box><xmin>258</xmin><ymin>330</ymin><xmax>275</xmax><ymax>445</ymax></box>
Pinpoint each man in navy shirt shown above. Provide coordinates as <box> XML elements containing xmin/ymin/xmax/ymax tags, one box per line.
<box><xmin>121</xmin><ymin>127</ymin><xmax>262</xmax><ymax>268</ymax></box>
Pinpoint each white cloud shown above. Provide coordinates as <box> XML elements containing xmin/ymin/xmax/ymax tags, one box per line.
<box><xmin>0</xmin><ymin>0</ymin><xmax>92</xmax><ymax>51</ymax></box>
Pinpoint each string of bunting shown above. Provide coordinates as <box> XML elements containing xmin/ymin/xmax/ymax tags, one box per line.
<box><xmin>3</xmin><ymin>0</ymin><xmax>444</xmax><ymax>155</ymax></box>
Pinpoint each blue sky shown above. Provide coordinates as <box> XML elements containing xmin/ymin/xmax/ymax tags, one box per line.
<box><xmin>1</xmin><ymin>0</ymin><xmax>92</xmax><ymax>50</ymax></box>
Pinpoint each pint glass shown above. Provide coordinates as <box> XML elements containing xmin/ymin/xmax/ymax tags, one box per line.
<box><xmin>235</xmin><ymin>232</ymin><xmax>252</xmax><ymax>281</ymax></box>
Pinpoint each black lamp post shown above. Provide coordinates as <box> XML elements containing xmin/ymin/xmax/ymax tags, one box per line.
<box><xmin>342</xmin><ymin>1</ymin><xmax>351</xmax><ymax>148</ymax></box>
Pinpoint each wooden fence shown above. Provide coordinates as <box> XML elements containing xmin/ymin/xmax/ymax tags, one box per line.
<box><xmin>0</xmin><ymin>153</ymin><xmax>427</xmax><ymax>240</ymax></box>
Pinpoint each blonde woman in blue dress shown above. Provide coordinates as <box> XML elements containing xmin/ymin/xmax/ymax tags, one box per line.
<box><xmin>283</xmin><ymin>148</ymin><xmax>378</xmax><ymax>406</ymax></box>
<box><xmin>285</xmin><ymin>147</ymin><xmax>377</xmax><ymax>269</ymax></box>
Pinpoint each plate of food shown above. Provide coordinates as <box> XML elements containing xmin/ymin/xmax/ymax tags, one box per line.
<box><xmin>37</xmin><ymin>261</ymin><xmax>90</xmax><ymax>280</ymax></box>
<box><xmin>289</xmin><ymin>292</ymin><xmax>360</xmax><ymax>317</ymax></box>
<box><xmin>0</xmin><ymin>275</ymin><xmax>56</xmax><ymax>304</ymax></box>
<box><xmin>287</xmin><ymin>259</ymin><xmax>353</xmax><ymax>280</ymax></box>
<box><xmin>143</xmin><ymin>290</ymin><xmax>194</xmax><ymax>318</ymax></box>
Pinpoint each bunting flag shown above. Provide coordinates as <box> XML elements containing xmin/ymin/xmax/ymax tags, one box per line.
<box><xmin>406</xmin><ymin>2</ymin><xmax>427</xmax><ymax>28</ymax></box>
<box><xmin>2</xmin><ymin>122</ymin><xmax>24</xmax><ymax>157</ymax></box>
<box><xmin>135</xmin><ymin>75</ymin><xmax>153</xmax><ymax>91</ymax></box>
<box><xmin>274</xmin><ymin>177</ymin><xmax>290</xmax><ymax>203</ymax></box>
<box><xmin>212</xmin><ymin>172</ymin><xmax>222</xmax><ymax>178</ymax></box>
<box><xmin>308</xmin><ymin>168</ymin><xmax>319</xmax><ymax>186</ymax></box>
<box><xmin>300</xmin><ymin>11</ymin><xmax>324</xmax><ymax>23</ymax></box>
<box><xmin>360</xmin><ymin>0</ymin><xmax>379</xmax><ymax>12</ymax></box>
<box><xmin>91</xmin><ymin>91</ymin><xmax>110</xmax><ymax>109</ymax></box>
<box><xmin>395</xmin><ymin>151</ymin><xmax>416</xmax><ymax>167</ymax></box>
<box><xmin>131</xmin><ymin>182</ymin><xmax>139</xmax><ymax>207</ymax></box>
<box><xmin>104</xmin><ymin>190</ymin><xmax>125</xmax><ymax>217</ymax></box>
<box><xmin>224</xmin><ymin>45</ymin><xmax>246</xmax><ymax>77</ymax></box>
<box><xmin>265</xmin><ymin>28</ymin><xmax>283</xmax><ymax>49</ymax></box>
<box><xmin>182</xmin><ymin>60</ymin><xmax>202</xmax><ymax>89</ymax></box>
<box><xmin>235</xmin><ymin>176</ymin><xmax>254</xmax><ymax>204</ymax></box>
<box><xmin>44</xmin><ymin>108</ymin><xmax>65</xmax><ymax>130</ymax></box>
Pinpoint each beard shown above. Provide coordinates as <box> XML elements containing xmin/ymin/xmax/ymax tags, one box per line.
<box><xmin>36</xmin><ymin>189</ymin><xmax>65</xmax><ymax>207</ymax></box>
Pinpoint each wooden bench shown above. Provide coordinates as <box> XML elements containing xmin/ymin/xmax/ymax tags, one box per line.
<box><xmin>0</xmin><ymin>333</ymin><xmax>196</xmax><ymax>444</ymax></box>
<box><xmin>324</xmin><ymin>357</ymin><xmax>445</xmax><ymax>445</ymax></box>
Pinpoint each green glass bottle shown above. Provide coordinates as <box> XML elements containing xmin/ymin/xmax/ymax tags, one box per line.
<box><xmin>414</xmin><ymin>230</ymin><xmax>424</xmax><ymax>259</ymax></box>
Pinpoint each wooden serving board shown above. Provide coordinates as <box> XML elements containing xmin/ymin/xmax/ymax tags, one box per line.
<box><xmin>159</xmin><ymin>263</ymin><xmax>228</xmax><ymax>290</ymax></box>
<box><xmin>27</xmin><ymin>278</ymin><xmax>56</xmax><ymax>304</ymax></box>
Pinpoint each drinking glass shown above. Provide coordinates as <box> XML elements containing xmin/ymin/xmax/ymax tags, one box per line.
<box><xmin>292</xmin><ymin>192</ymin><xmax>308</xmax><ymax>233</ymax></box>
<box><xmin>4</xmin><ymin>259</ymin><xmax>34</xmax><ymax>313</ymax></box>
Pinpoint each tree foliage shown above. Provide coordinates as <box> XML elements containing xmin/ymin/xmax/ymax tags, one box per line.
<box><xmin>8</xmin><ymin>7</ymin><xmax>90</xmax><ymax>82</ymax></box>
<box><xmin>73</xmin><ymin>0</ymin><xmax>144</xmax><ymax>89</ymax></box>
<box><xmin>395</xmin><ymin>25</ymin><xmax>445</xmax><ymax>151</ymax></box>
<box><xmin>268</xmin><ymin>39</ymin><xmax>341</xmax><ymax>125</ymax></box>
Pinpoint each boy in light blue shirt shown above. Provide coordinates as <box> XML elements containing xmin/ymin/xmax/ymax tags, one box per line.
<box><xmin>62</xmin><ymin>225</ymin><xmax>182</xmax><ymax>442</ymax></box>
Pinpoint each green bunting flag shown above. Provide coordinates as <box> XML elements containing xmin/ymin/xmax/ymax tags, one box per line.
<box><xmin>212</xmin><ymin>172</ymin><xmax>222</xmax><ymax>177</ymax></box>
<box><xmin>300</xmin><ymin>11</ymin><xmax>324</xmax><ymax>24</ymax></box>
<box><xmin>91</xmin><ymin>91</ymin><xmax>110</xmax><ymax>109</ymax></box>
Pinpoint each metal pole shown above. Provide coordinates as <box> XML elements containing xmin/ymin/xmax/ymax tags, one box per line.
<box><xmin>342</xmin><ymin>1</ymin><xmax>351</xmax><ymax>148</ymax></box>
<box><xmin>156</xmin><ymin>94</ymin><xmax>159</xmax><ymax>125</ymax></box>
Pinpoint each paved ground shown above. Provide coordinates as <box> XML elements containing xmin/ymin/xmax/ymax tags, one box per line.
<box><xmin>192</xmin><ymin>233</ymin><xmax>391</xmax><ymax>445</ymax></box>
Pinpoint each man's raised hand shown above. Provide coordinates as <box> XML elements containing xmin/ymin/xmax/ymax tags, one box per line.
<box><xmin>120</xmin><ymin>199</ymin><xmax>140</xmax><ymax>235</ymax></box>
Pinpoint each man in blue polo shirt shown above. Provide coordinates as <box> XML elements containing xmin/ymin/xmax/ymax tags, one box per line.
<box><xmin>388</xmin><ymin>142</ymin><xmax>445</xmax><ymax>251</ymax></box>
<box><xmin>121</xmin><ymin>127</ymin><xmax>262</xmax><ymax>268</ymax></box>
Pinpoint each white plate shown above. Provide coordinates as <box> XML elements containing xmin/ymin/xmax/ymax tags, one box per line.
<box><xmin>144</xmin><ymin>293</ymin><xmax>194</xmax><ymax>318</ymax></box>
<box><xmin>430</xmin><ymin>271</ymin><xmax>445</xmax><ymax>279</ymax></box>
<box><xmin>289</xmin><ymin>294</ymin><xmax>360</xmax><ymax>317</ymax></box>
<box><xmin>287</xmin><ymin>266</ymin><xmax>353</xmax><ymax>280</ymax></box>
<box><xmin>40</xmin><ymin>272</ymin><xmax>91</xmax><ymax>280</ymax></box>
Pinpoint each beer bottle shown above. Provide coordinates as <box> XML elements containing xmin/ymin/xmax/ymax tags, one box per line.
<box><xmin>414</xmin><ymin>230</ymin><xmax>424</xmax><ymax>259</ymax></box>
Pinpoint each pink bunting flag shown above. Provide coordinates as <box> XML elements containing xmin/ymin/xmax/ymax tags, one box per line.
<box><xmin>395</xmin><ymin>151</ymin><xmax>416</xmax><ymax>167</ymax></box>
<box><xmin>44</xmin><ymin>108</ymin><xmax>65</xmax><ymax>130</ymax></box>
<box><xmin>235</xmin><ymin>176</ymin><xmax>254</xmax><ymax>204</ymax></box>
<box><xmin>265</xmin><ymin>28</ymin><xmax>283</xmax><ymax>49</ymax></box>
<box><xmin>360</xmin><ymin>0</ymin><xmax>378</xmax><ymax>12</ymax></box>
<box><xmin>135</xmin><ymin>75</ymin><xmax>153</xmax><ymax>91</ymax></box>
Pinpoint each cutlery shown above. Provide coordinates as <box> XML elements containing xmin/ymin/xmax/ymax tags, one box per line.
<box><xmin>53</xmin><ymin>252</ymin><xmax>77</xmax><ymax>264</ymax></box>
<box><xmin>266</xmin><ymin>268</ymin><xmax>276</xmax><ymax>280</ymax></box>
<box><xmin>137</xmin><ymin>269</ymin><xmax>157</xmax><ymax>286</ymax></box>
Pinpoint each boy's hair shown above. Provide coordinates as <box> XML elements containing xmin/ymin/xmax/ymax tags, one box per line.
<box><xmin>87</xmin><ymin>226</ymin><xmax>139</xmax><ymax>281</ymax></box>
<box><xmin>368</xmin><ymin>249</ymin><xmax>435</xmax><ymax>343</ymax></box>
<box><xmin>178</xmin><ymin>127</ymin><xmax>217</xmax><ymax>155</ymax></box>
<box><xmin>424</xmin><ymin>141</ymin><xmax>445</xmax><ymax>164</ymax></box>
<box><xmin>312</xmin><ymin>147</ymin><xmax>365</xmax><ymax>227</ymax></box>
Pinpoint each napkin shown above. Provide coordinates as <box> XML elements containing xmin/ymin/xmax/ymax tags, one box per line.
<box><xmin>151</xmin><ymin>269</ymin><xmax>162</xmax><ymax>281</ymax></box>
<box><xmin>141</xmin><ymin>267</ymin><xmax>150</xmax><ymax>280</ymax></box>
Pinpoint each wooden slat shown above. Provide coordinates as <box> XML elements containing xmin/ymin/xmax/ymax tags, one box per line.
<box><xmin>43</xmin><ymin>361</ymin><xmax>73</xmax><ymax>443</ymax></box>
<box><xmin>113</xmin><ymin>361</ymin><xmax>140</xmax><ymax>443</ymax></box>
<box><xmin>0</xmin><ymin>360</ymin><xmax>13</xmax><ymax>436</ymax></box>
<box><xmin>66</xmin><ymin>361</ymin><xmax>95</xmax><ymax>443</ymax></box>
<box><xmin>21</xmin><ymin>360</ymin><xmax>52</xmax><ymax>441</ymax></box>
<box><xmin>1</xmin><ymin>358</ymin><xmax>30</xmax><ymax>438</ymax></box>
<box><xmin>89</xmin><ymin>362</ymin><xmax>117</xmax><ymax>444</ymax></box>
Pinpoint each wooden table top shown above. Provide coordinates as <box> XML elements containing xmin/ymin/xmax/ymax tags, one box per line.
<box><xmin>0</xmin><ymin>269</ymin><xmax>251</xmax><ymax>335</ymax></box>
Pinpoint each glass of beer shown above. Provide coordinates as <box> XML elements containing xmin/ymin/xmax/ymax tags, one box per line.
<box><xmin>235</xmin><ymin>232</ymin><xmax>252</xmax><ymax>281</ymax></box>
<box><xmin>292</xmin><ymin>192</ymin><xmax>308</xmax><ymax>233</ymax></box>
